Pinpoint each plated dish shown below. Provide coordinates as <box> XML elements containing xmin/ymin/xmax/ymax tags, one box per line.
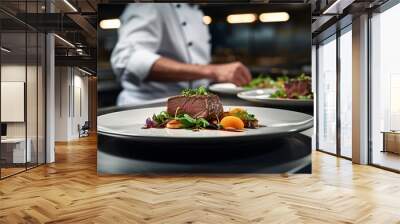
<box><xmin>97</xmin><ymin>87</ymin><xmax>313</xmax><ymax>142</ymax></box>
<box><xmin>238</xmin><ymin>74</ymin><xmax>313</xmax><ymax>107</ymax></box>
<box><xmin>144</xmin><ymin>87</ymin><xmax>260</xmax><ymax>132</ymax></box>
<box><xmin>238</xmin><ymin>89</ymin><xmax>313</xmax><ymax>107</ymax></box>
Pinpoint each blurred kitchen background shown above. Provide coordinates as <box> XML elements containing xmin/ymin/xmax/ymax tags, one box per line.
<box><xmin>97</xmin><ymin>4</ymin><xmax>311</xmax><ymax>108</ymax></box>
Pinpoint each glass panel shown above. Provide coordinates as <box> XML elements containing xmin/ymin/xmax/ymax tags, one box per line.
<box><xmin>339</xmin><ymin>28</ymin><xmax>352</xmax><ymax>158</ymax></box>
<box><xmin>27</xmin><ymin>30</ymin><xmax>38</xmax><ymax>169</ymax></box>
<box><xmin>371</xmin><ymin>4</ymin><xmax>400</xmax><ymax>171</ymax></box>
<box><xmin>317</xmin><ymin>36</ymin><xmax>337</xmax><ymax>154</ymax></box>
<box><xmin>1</xmin><ymin>31</ymin><xmax>27</xmax><ymax>177</ymax></box>
<box><xmin>0</xmin><ymin>0</ymin><xmax>46</xmax><ymax>178</ymax></box>
<box><xmin>26</xmin><ymin>0</ymin><xmax>39</xmax><ymax>169</ymax></box>
<box><xmin>38</xmin><ymin>32</ymin><xmax>45</xmax><ymax>165</ymax></box>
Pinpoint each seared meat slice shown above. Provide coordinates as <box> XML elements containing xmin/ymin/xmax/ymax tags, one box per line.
<box><xmin>167</xmin><ymin>94</ymin><xmax>224</xmax><ymax>120</ymax></box>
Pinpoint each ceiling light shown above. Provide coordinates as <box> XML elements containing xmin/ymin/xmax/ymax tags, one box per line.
<box><xmin>54</xmin><ymin>34</ymin><xmax>75</xmax><ymax>48</ymax></box>
<box><xmin>259</xmin><ymin>12</ymin><xmax>290</xmax><ymax>23</ymax></box>
<box><xmin>203</xmin><ymin>16</ymin><xmax>212</xmax><ymax>25</ymax></box>
<box><xmin>1</xmin><ymin>47</ymin><xmax>11</xmax><ymax>53</ymax></box>
<box><xmin>63</xmin><ymin>0</ymin><xmax>78</xmax><ymax>12</ymax></box>
<box><xmin>78</xmin><ymin>67</ymin><xmax>92</xmax><ymax>76</ymax></box>
<box><xmin>227</xmin><ymin>13</ymin><xmax>256</xmax><ymax>24</ymax></box>
<box><xmin>99</xmin><ymin>19</ymin><xmax>121</xmax><ymax>29</ymax></box>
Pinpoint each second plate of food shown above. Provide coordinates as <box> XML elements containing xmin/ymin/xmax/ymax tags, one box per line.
<box><xmin>237</xmin><ymin>89</ymin><xmax>313</xmax><ymax>107</ymax></box>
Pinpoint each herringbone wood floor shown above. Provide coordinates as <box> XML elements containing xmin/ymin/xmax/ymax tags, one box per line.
<box><xmin>1</xmin><ymin>135</ymin><xmax>400</xmax><ymax>224</ymax></box>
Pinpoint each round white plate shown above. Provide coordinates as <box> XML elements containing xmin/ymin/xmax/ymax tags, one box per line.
<box><xmin>237</xmin><ymin>89</ymin><xmax>313</xmax><ymax>107</ymax></box>
<box><xmin>208</xmin><ymin>83</ymin><xmax>245</xmax><ymax>95</ymax></box>
<box><xmin>98</xmin><ymin>106</ymin><xmax>313</xmax><ymax>142</ymax></box>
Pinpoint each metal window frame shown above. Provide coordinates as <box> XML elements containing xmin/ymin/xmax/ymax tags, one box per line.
<box><xmin>315</xmin><ymin>19</ymin><xmax>353</xmax><ymax>161</ymax></box>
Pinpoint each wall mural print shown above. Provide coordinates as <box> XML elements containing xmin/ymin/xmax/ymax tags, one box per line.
<box><xmin>97</xmin><ymin>2</ymin><xmax>312</xmax><ymax>174</ymax></box>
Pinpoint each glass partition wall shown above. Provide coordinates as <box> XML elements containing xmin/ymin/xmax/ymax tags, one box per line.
<box><xmin>0</xmin><ymin>1</ymin><xmax>46</xmax><ymax>179</ymax></box>
<box><xmin>316</xmin><ymin>25</ymin><xmax>353</xmax><ymax>159</ymax></box>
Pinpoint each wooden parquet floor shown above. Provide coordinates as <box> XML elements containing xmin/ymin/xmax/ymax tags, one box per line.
<box><xmin>1</xmin><ymin>135</ymin><xmax>400</xmax><ymax>224</ymax></box>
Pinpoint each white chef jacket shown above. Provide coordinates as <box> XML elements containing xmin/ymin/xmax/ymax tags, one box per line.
<box><xmin>111</xmin><ymin>3</ymin><xmax>211</xmax><ymax>105</ymax></box>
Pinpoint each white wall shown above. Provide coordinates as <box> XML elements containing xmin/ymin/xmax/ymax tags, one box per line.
<box><xmin>55</xmin><ymin>66</ymin><xmax>69</xmax><ymax>141</ymax></box>
<box><xmin>55</xmin><ymin>67</ymin><xmax>89</xmax><ymax>141</ymax></box>
<box><xmin>1</xmin><ymin>63</ymin><xmax>47</xmax><ymax>164</ymax></box>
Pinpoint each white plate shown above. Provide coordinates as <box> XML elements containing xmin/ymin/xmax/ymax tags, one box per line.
<box><xmin>237</xmin><ymin>89</ymin><xmax>313</xmax><ymax>107</ymax></box>
<box><xmin>98</xmin><ymin>106</ymin><xmax>313</xmax><ymax>143</ymax></box>
<box><xmin>208</xmin><ymin>83</ymin><xmax>245</xmax><ymax>95</ymax></box>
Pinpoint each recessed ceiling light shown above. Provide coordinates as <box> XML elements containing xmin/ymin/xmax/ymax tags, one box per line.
<box><xmin>99</xmin><ymin>19</ymin><xmax>121</xmax><ymax>29</ymax></box>
<box><xmin>203</xmin><ymin>16</ymin><xmax>212</xmax><ymax>25</ymax></box>
<box><xmin>259</xmin><ymin>12</ymin><xmax>290</xmax><ymax>23</ymax></box>
<box><xmin>227</xmin><ymin>14</ymin><xmax>257</xmax><ymax>24</ymax></box>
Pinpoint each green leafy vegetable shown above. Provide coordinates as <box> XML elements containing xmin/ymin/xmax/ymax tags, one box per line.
<box><xmin>175</xmin><ymin>113</ymin><xmax>210</xmax><ymax>129</ymax></box>
<box><xmin>276</xmin><ymin>76</ymin><xmax>289</xmax><ymax>83</ymax></box>
<box><xmin>196</xmin><ymin>118</ymin><xmax>210</xmax><ymax>128</ymax></box>
<box><xmin>296</xmin><ymin>73</ymin><xmax>311</xmax><ymax>81</ymax></box>
<box><xmin>181</xmin><ymin>86</ymin><xmax>208</xmax><ymax>96</ymax></box>
<box><xmin>243</xmin><ymin>74</ymin><xmax>290</xmax><ymax>90</ymax></box>
<box><xmin>270</xmin><ymin>88</ymin><xmax>287</xmax><ymax>98</ymax></box>
<box><xmin>152</xmin><ymin>111</ymin><xmax>171</xmax><ymax>125</ymax></box>
<box><xmin>244</xmin><ymin>75</ymin><xmax>274</xmax><ymax>90</ymax></box>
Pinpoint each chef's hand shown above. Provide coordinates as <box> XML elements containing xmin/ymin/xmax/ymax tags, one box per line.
<box><xmin>208</xmin><ymin>62</ymin><xmax>252</xmax><ymax>86</ymax></box>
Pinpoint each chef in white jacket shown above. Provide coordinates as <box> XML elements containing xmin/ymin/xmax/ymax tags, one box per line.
<box><xmin>111</xmin><ymin>3</ymin><xmax>251</xmax><ymax>105</ymax></box>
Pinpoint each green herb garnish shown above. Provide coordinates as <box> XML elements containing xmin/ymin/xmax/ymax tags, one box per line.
<box><xmin>175</xmin><ymin>113</ymin><xmax>210</xmax><ymax>129</ymax></box>
<box><xmin>270</xmin><ymin>88</ymin><xmax>287</xmax><ymax>98</ymax></box>
<box><xmin>181</xmin><ymin>86</ymin><xmax>208</xmax><ymax>96</ymax></box>
<box><xmin>243</xmin><ymin>74</ymin><xmax>291</xmax><ymax>90</ymax></box>
<box><xmin>152</xmin><ymin>111</ymin><xmax>171</xmax><ymax>124</ymax></box>
<box><xmin>296</xmin><ymin>73</ymin><xmax>311</xmax><ymax>81</ymax></box>
<box><xmin>244</xmin><ymin>74</ymin><xmax>274</xmax><ymax>90</ymax></box>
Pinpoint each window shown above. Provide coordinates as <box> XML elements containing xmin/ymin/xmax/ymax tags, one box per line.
<box><xmin>317</xmin><ymin>35</ymin><xmax>337</xmax><ymax>154</ymax></box>
<box><xmin>370</xmin><ymin>2</ymin><xmax>400</xmax><ymax>171</ymax></box>
<box><xmin>339</xmin><ymin>27</ymin><xmax>352</xmax><ymax>158</ymax></box>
